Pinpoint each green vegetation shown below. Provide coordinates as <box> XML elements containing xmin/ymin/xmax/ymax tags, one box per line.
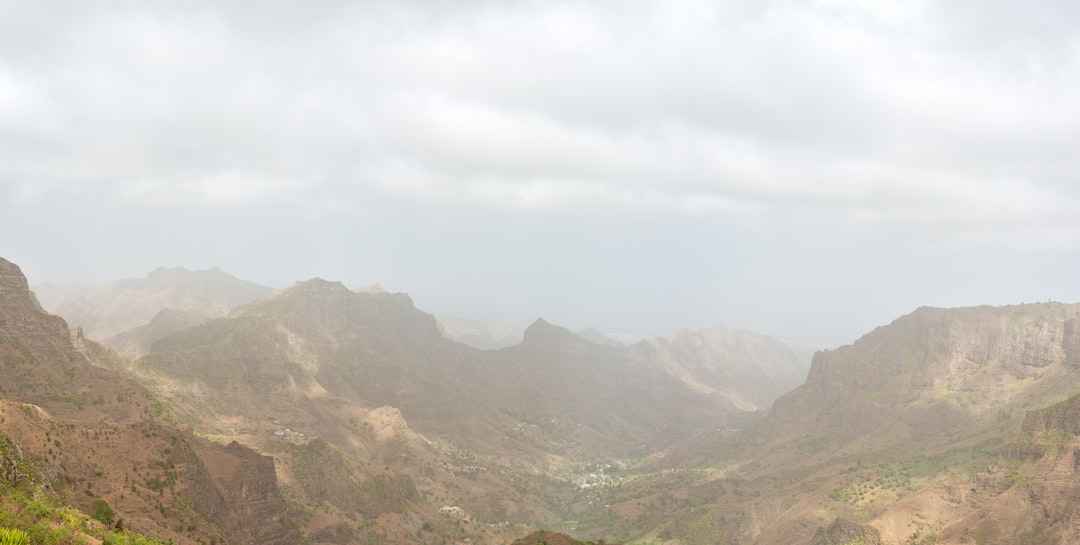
<box><xmin>0</xmin><ymin>528</ymin><xmax>30</xmax><ymax>545</ymax></box>
<box><xmin>0</xmin><ymin>487</ymin><xmax>168</xmax><ymax>545</ymax></box>
<box><xmin>681</xmin><ymin>512</ymin><xmax>722</xmax><ymax>545</ymax></box>
<box><xmin>829</xmin><ymin>462</ymin><xmax>917</xmax><ymax>505</ymax></box>
<box><xmin>91</xmin><ymin>498</ymin><xmax>114</xmax><ymax>526</ymax></box>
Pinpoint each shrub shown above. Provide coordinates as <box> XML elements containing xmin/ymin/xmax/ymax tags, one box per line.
<box><xmin>92</xmin><ymin>498</ymin><xmax>115</xmax><ymax>526</ymax></box>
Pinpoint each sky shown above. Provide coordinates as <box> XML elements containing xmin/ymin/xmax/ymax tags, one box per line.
<box><xmin>2</xmin><ymin>0</ymin><xmax>1079</xmax><ymax>345</ymax></box>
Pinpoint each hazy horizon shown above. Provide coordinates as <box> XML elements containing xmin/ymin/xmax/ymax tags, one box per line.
<box><xmin>4</xmin><ymin>0</ymin><xmax>1080</xmax><ymax>346</ymax></box>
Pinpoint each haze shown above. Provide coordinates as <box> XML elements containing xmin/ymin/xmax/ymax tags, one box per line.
<box><xmin>3</xmin><ymin>0</ymin><xmax>1079</xmax><ymax>345</ymax></box>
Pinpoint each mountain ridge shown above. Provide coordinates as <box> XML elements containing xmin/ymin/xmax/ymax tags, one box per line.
<box><xmin>34</xmin><ymin>265</ymin><xmax>273</xmax><ymax>345</ymax></box>
<box><xmin>29</xmin><ymin>257</ymin><xmax>1080</xmax><ymax>544</ymax></box>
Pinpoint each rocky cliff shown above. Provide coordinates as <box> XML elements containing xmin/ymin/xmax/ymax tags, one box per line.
<box><xmin>770</xmin><ymin>303</ymin><xmax>1080</xmax><ymax>441</ymax></box>
<box><xmin>186</xmin><ymin>440</ymin><xmax>296</xmax><ymax>545</ymax></box>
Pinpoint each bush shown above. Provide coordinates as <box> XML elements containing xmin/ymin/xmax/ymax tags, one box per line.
<box><xmin>92</xmin><ymin>498</ymin><xmax>115</xmax><ymax>526</ymax></box>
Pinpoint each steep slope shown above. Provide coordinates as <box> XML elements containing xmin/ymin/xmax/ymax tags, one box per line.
<box><xmin>35</xmin><ymin>266</ymin><xmax>272</xmax><ymax>348</ymax></box>
<box><xmin>0</xmin><ymin>257</ymin><xmax>297</xmax><ymax>545</ymax></box>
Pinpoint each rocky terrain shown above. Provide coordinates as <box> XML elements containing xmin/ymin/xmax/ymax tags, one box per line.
<box><xmin>13</xmin><ymin>254</ymin><xmax>1080</xmax><ymax>545</ymax></box>
<box><xmin>0</xmin><ymin>257</ymin><xmax>297</xmax><ymax>545</ymax></box>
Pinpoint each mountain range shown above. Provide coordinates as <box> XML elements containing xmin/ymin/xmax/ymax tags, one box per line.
<box><xmin>8</xmin><ymin>257</ymin><xmax>1080</xmax><ymax>544</ymax></box>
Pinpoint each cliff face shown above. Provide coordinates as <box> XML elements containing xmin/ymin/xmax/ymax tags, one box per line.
<box><xmin>187</xmin><ymin>441</ymin><xmax>297</xmax><ymax>545</ymax></box>
<box><xmin>770</xmin><ymin>304</ymin><xmax>1080</xmax><ymax>440</ymax></box>
<box><xmin>1023</xmin><ymin>394</ymin><xmax>1080</xmax><ymax>435</ymax></box>
<box><xmin>0</xmin><ymin>257</ymin><xmax>144</xmax><ymax>422</ymax></box>
<box><xmin>0</xmin><ymin>257</ymin><xmax>78</xmax><ymax>364</ymax></box>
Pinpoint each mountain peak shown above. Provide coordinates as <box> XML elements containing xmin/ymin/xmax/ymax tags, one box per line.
<box><xmin>0</xmin><ymin>257</ymin><xmax>48</xmax><ymax>315</ymax></box>
<box><xmin>522</xmin><ymin>317</ymin><xmax>582</xmax><ymax>345</ymax></box>
<box><xmin>145</xmin><ymin>265</ymin><xmax>245</xmax><ymax>286</ymax></box>
<box><xmin>149</xmin><ymin>265</ymin><xmax>192</xmax><ymax>275</ymax></box>
<box><xmin>292</xmin><ymin>277</ymin><xmax>350</xmax><ymax>293</ymax></box>
<box><xmin>353</xmin><ymin>282</ymin><xmax>388</xmax><ymax>294</ymax></box>
<box><xmin>240</xmin><ymin>277</ymin><xmax>353</xmax><ymax>313</ymax></box>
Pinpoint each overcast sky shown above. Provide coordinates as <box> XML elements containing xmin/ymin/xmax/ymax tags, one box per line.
<box><xmin>2</xmin><ymin>0</ymin><xmax>1079</xmax><ymax>345</ymax></box>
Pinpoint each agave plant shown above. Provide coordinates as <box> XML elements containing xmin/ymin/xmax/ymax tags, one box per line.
<box><xmin>0</xmin><ymin>528</ymin><xmax>30</xmax><ymax>545</ymax></box>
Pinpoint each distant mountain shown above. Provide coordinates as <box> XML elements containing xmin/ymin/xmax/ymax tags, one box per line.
<box><xmin>105</xmin><ymin>307</ymin><xmax>207</xmax><ymax>356</ymax></box>
<box><xmin>0</xmin><ymin>257</ymin><xmax>297</xmax><ymax>545</ymax></box>
<box><xmin>435</xmin><ymin>314</ymin><xmax>526</xmax><ymax>349</ymax></box>
<box><xmin>578</xmin><ymin>328</ymin><xmax>626</xmax><ymax>347</ymax></box>
<box><xmin>641</xmin><ymin>325</ymin><xmax>808</xmax><ymax>414</ymax></box>
<box><xmin>136</xmin><ymin>279</ymin><xmax>800</xmax><ymax>458</ymax></box>
<box><xmin>781</xmin><ymin>339</ymin><xmax>831</xmax><ymax>370</ymax></box>
<box><xmin>35</xmin><ymin>266</ymin><xmax>272</xmax><ymax>348</ymax></box>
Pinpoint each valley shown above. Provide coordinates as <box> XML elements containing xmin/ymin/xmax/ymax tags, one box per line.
<box><xmin>5</xmin><ymin>257</ymin><xmax>1080</xmax><ymax>545</ymax></box>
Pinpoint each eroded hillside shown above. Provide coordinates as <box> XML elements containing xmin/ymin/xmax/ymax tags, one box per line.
<box><xmin>0</xmin><ymin>257</ymin><xmax>298</xmax><ymax>545</ymax></box>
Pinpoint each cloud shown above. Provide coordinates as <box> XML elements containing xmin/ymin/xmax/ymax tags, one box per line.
<box><xmin>3</xmin><ymin>0</ymin><xmax>1080</xmax><ymax>343</ymax></box>
<box><xmin>3</xmin><ymin>0</ymin><xmax>1077</xmax><ymax>218</ymax></box>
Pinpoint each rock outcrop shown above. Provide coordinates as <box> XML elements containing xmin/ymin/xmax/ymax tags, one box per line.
<box><xmin>1023</xmin><ymin>393</ymin><xmax>1080</xmax><ymax>435</ymax></box>
<box><xmin>187</xmin><ymin>440</ymin><xmax>297</xmax><ymax>545</ymax></box>
<box><xmin>809</xmin><ymin>518</ymin><xmax>881</xmax><ymax>545</ymax></box>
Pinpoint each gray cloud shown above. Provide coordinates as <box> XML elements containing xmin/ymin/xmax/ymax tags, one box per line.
<box><xmin>2</xmin><ymin>0</ymin><xmax>1079</xmax><ymax>344</ymax></box>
